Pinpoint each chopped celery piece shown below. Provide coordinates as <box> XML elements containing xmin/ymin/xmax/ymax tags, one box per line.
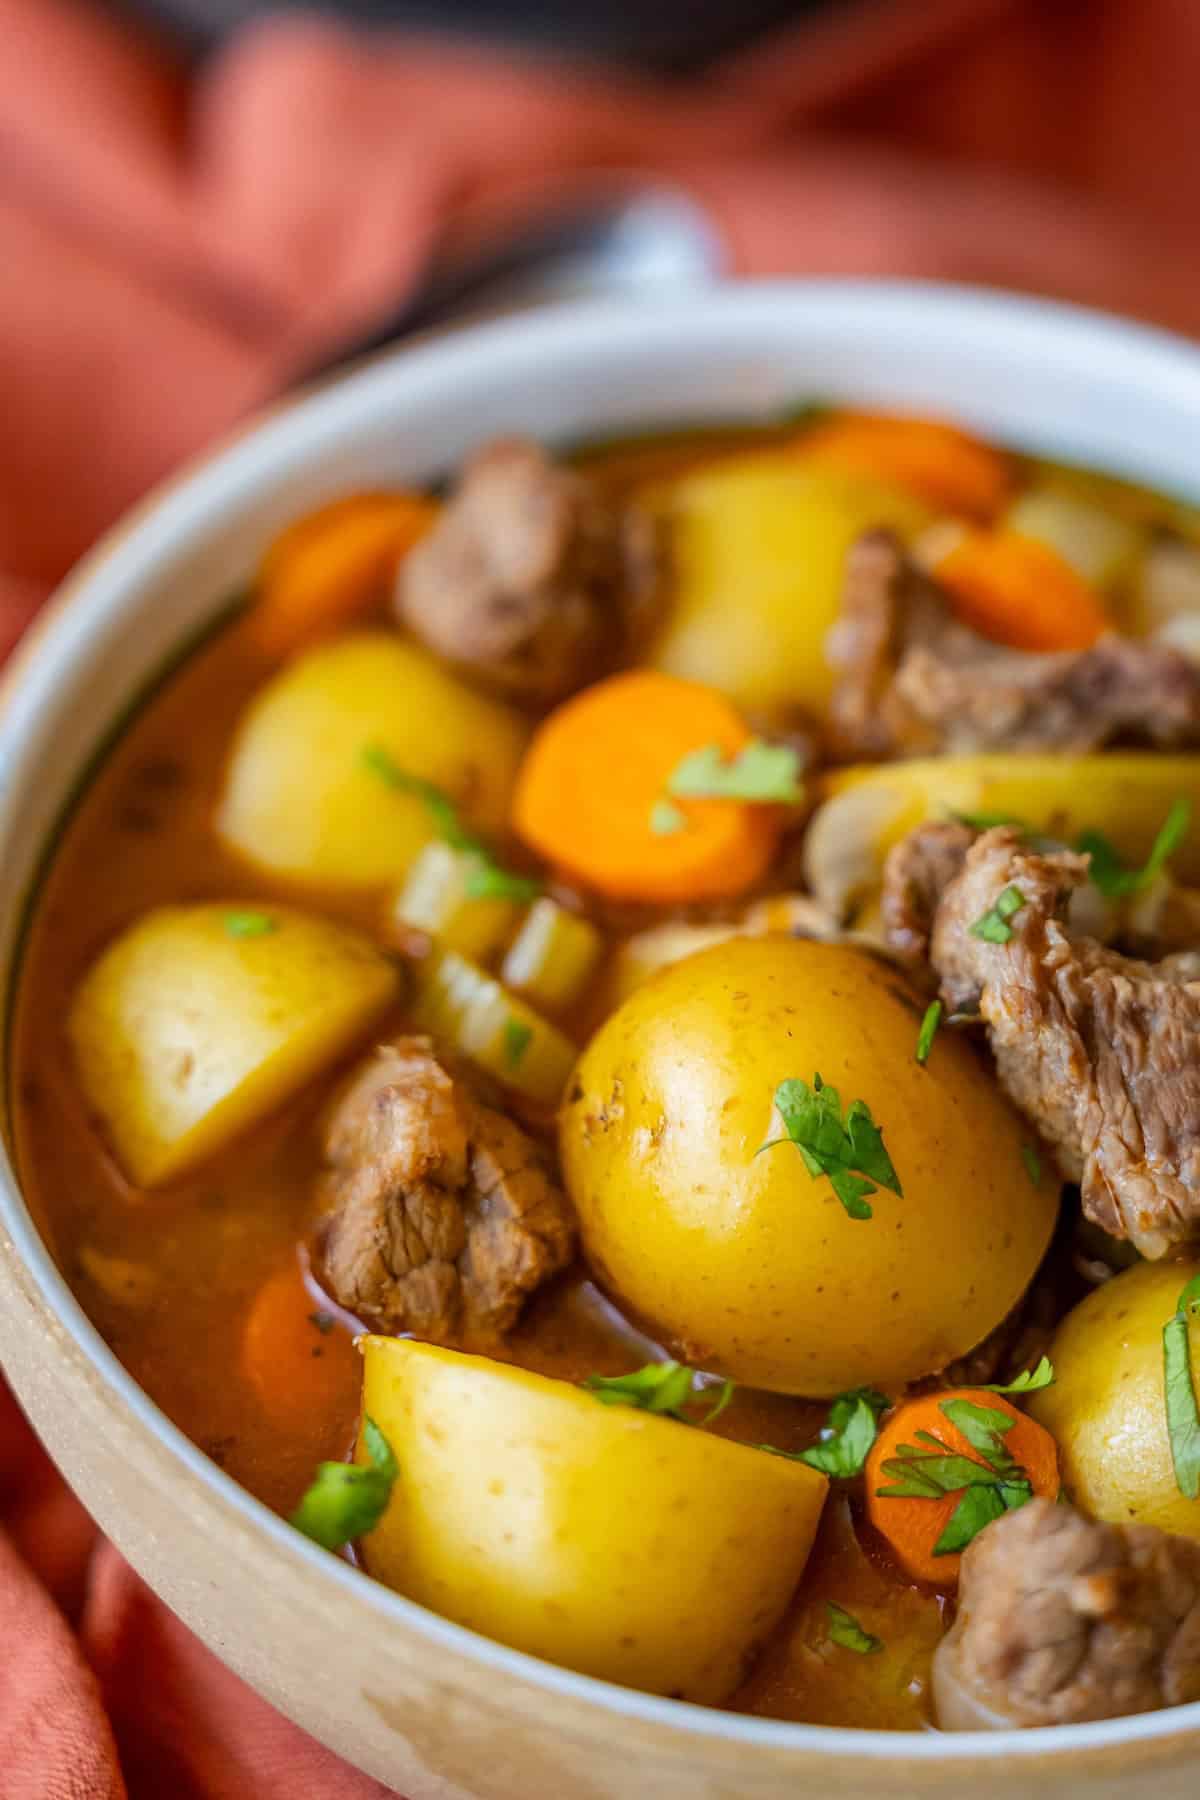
<box><xmin>410</xmin><ymin>948</ymin><xmax>576</xmax><ymax>1105</ymax></box>
<box><xmin>388</xmin><ymin>841</ymin><xmax>520</xmax><ymax>963</ymax></box>
<box><xmin>1004</xmin><ymin>489</ymin><xmax>1142</xmax><ymax>592</ymax></box>
<box><xmin>501</xmin><ymin>899</ymin><xmax>603</xmax><ymax>1014</ymax></box>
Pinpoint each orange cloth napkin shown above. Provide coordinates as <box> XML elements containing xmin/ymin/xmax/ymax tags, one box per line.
<box><xmin>2</xmin><ymin>0</ymin><xmax>1200</xmax><ymax>1790</ymax></box>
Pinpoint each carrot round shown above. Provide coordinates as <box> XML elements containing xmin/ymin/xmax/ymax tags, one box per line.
<box><xmin>512</xmin><ymin>671</ymin><xmax>784</xmax><ymax>903</ymax></box>
<box><xmin>254</xmin><ymin>492</ymin><xmax>438</xmax><ymax>656</ymax></box>
<box><xmin>797</xmin><ymin>413</ymin><xmax>1012</xmax><ymax>520</ymax></box>
<box><xmin>936</xmin><ymin>528</ymin><xmax>1107</xmax><ymax>651</ymax></box>
<box><xmin>242</xmin><ymin>1262</ymin><xmax>357</xmax><ymax>1429</ymax></box>
<box><xmin>865</xmin><ymin>1388</ymin><xmax>1060</xmax><ymax>1589</ymax></box>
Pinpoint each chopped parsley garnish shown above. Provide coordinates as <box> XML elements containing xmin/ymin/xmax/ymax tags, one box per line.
<box><xmin>968</xmin><ymin>884</ymin><xmax>1026</xmax><ymax>944</ymax></box>
<box><xmin>223</xmin><ymin>910</ymin><xmax>276</xmax><ymax>938</ymax></box>
<box><xmin>952</xmin><ymin>809</ymin><xmax>1028</xmax><ymax>834</ymax></box>
<box><xmin>582</xmin><ymin>1361</ymin><xmax>734</xmax><ymax>1427</ymax></box>
<box><xmin>1020</xmin><ymin>1143</ymin><xmax>1042</xmax><ymax>1189</ymax></box>
<box><xmin>761</xmin><ymin>1074</ymin><xmax>901</xmax><ymax>1221</ymax></box>
<box><xmin>502</xmin><ymin>1017</ymin><xmax>533</xmax><ymax>1070</ymax></box>
<box><xmin>1163</xmin><ymin>1271</ymin><xmax>1200</xmax><ymax>1500</ymax></box>
<box><xmin>765</xmin><ymin>1387</ymin><xmax>889</xmax><ymax>1479</ymax></box>
<box><xmin>1078</xmin><ymin>798</ymin><xmax>1192</xmax><ymax>900</ymax></box>
<box><xmin>361</xmin><ymin>741</ymin><xmax>540</xmax><ymax>904</ymax></box>
<box><xmin>986</xmin><ymin>1355</ymin><xmax>1055</xmax><ymax>1397</ymax></box>
<box><xmin>915</xmin><ymin>1000</ymin><xmax>942</xmax><ymax>1066</ymax></box>
<box><xmin>666</xmin><ymin>739</ymin><xmax>805</xmax><ymax>806</ymax></box>
<box><xmin>289</xmin><ymin>1416</ymin><xmax>397</xmax><ymax>1551</ymax></box>
<box><xmin>649</xmin><ymin>798</ymin><xmax>687</xmax><ymax>836</ymax></box>
<box><xmin>875</xmin><ymin>1397</ymin><xmax>1034</xmax><ymax>1557</ymax></box>
<box><xmin>826</xmin><ymin>1603</ymin><xmax>883</xmax><ymax>1656</ymax></box>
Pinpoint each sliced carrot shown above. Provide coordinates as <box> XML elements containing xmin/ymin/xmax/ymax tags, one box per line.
<box><xmin>935</xmin><ymin>528</ymin><xmax>1107</xmax><ymax>651</ymax></box>
<box><xmin>241</xmin><ymin>1262</ymin><xmax>358</xmax><ymax>1429</ymax></box>
<box><xmin>512</xmin><ymin>670</ymin><xmax>784</xmax><ymax>904</ymax></box>
<box><xmin>796</xmin><ymin>413</ymin><xmax>1012</xmax><ymax>519</ymax></box>
<box><xmin>253</xmin><ymin>492</ymin><xmax>438</xmax><ymax>656</ymax></box>
<box><xmin>864</xmin><ymin>1388</ymin><xmax>1060</xmax><ymax>1589</ymax></box>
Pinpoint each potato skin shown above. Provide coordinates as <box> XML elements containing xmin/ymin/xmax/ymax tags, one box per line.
<box><xmin>359</xmin><ymin>1337</ymin><xmax>827</xmax><ymax>1703</ymax></box>
<box><xmin>1030</xmin><ymin>1259</ymin><xmax>1200</xmax><ymax>1540</ymax></box>
<box><xmin>561</xmin><ymin>937</ymin><xmax>1057</xmax><ymax>1396</ymax></box>
<box><xmin>217</xmin><ymin>632</ymin><xmax>528</xmax><ymax>895</ymax></box>
<box><xmin>68</xmin><ymin>902</ymin><xmax>398</xmax><ymax>1187</ymax></box>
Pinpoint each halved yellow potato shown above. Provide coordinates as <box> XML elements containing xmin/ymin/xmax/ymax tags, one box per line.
<box><xmin>647</xmin><ymin>455</ymin><xmax>929</xmax><ymax>717</ymax></box>
<box><xmin>359</xmin><ymin>1337</ymin><xmax>828</xmax><ymax>1703</ymax></box>
<box><xmin>815</xmin><ymin>753</ymin><xmax>1200</xmax><ymax>915</ymax></box>
<box><xmin>217</xmin><ymin>633</ymin><xmax>528</xmax><ymax>894</ymax></box>
<box><xmin>69</xmin><ymin>902</ymin><xmax>398</xmax><ymax>1187</ymax></box>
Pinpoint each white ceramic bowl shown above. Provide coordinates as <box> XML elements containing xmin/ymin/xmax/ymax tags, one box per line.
<box><xmin>2</xmin><ymin>282</ymin><xmax>1200</xmax><ymax>1800</ymax></box>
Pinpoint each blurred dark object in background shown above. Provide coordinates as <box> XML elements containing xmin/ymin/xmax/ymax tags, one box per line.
<box><xmin>120</xmin><ymin>0</ymin><xmax>831</xmax><ymax>70</ymax></box>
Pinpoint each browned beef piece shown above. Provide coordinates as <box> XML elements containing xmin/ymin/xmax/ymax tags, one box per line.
<box><xmin>316</xmin><ymin>1039</ymin><xmax>575</xmax><ymax>1341</ymax></box>
<box><xmin>826</xmin><ymin>530</ymin><xmax>1200</xmax><ymax>760</ymax></box>
<box><xmin>881</xmin><ymin>819</ymin><xmax>975</xmax><ymax>967</ymax></box>
<box><xmin>395</xmin><ymin>437</ymin><xmax>656</xmax><ymax>704</ymax></box>
<box><xmin>934</xmin><ymin>1499</ymin><xmax>1200</xmax><ymax>1728</ymax></box>
<box><xmin>929</xmin><ymin>828</ymin><xmax>1200</xmax><ymax>1257</ymax></box>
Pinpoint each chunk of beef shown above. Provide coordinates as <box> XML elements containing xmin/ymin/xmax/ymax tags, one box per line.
<box><xmin>934</xmin><ymin>1499</ymin><xmax>1200</xmax><ymax>1728</ymax></box>
<box><xmin>395</xmin><ymin>437</ymin><xmax>657</xmax><ymax>704</ymax></box>
<box><xmin>826</xmin><ymin>530</ymin><xmax>1200</xmax><ymax>760</ymax></box>
<box><xmin>880</xmin><ymin>819</ymin><xmax>975</xmax><ymax>967</ymax></box>
<box><xmin>929</xmin><ymin>828</ymin><xmax>1200</xmax><ymax>1257</ymax></box>
<box><xmin>316</xmin><ymin>1039</ymin><xmax>575</xmax><ymax>1341</ymax></box>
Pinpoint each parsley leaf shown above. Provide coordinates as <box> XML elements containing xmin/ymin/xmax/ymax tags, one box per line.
<box><xmin>1020</xmin><ymin>1143</ymin><xmax>1042</xmax><ymax>1188</ymax></box>
<box><xmin>767</xmin><ymin>1387</ymin><xmax>889</xmax><ymax>1478</ymax></box>
<box><xmin>290</xmin><ymin>1416</ymin><xmax>398</xmax><ymax>1551</ymax></box>
<box><xmin>933</xmin><ymin>1480</ymin><xmax>1032</xmax><ymax>1556</ymax></box>
<box><xmin>1163</xmin><ymin>1271</ymin><xmax>1200</xmax><ymax>1500</ymax></box>
<box><xmin>968</xmin><ymin>884</ymin><xmax>1026</xmax><ymax>944</ymax></box>
<box><xmin>362</xmin><ymin>742</ymin><xmax>541</xmax><ymax>904</ymax></box>
<box><xmin>951</xmin><ymin>810</ymin><xmax>1028</xmax><ymax>834</ymax></box>
<box><xmin>502</xmin><ymin>1018</ymin><xmax>533</xmax><ymax>1070</ymax></box>
<box><xmin>986</xmin><ymin>1356</ymin><xmax>1055</xmax><ymax>1396</ymax></box>
<box><xmin>1079</xmin><ymin>798</ymin><xmax>1192</xmax><ymax>900</ymax></box>
<box><xmin>649</xmin><ymin>798</ymin><xmax>687</xmax><ymax>836</ymax></box>
<box><xmin>762</xmin><ymin>1074</ymin><xmax>902</xmax><ymax>1222</ymax></box>
<box><xmin>938</xmin><ymin>1399</ymin><xmax>1020</xmax><ymax>1472</ymax></box>
<box><xmin>915</xmin><ymin>1000</ymin><xmax>942</xmax><ymax>1066</ymax></box>
<box><xmin>582</xmin><ymin>1362</ymin><xmax>734</xmax><ymax>1427</ymax></box>
<box><xmin>223</xmin><ymin>910</ymin><xmax>276</xmax><ymax>938</ymax></box>
<box><xmin>827</xmin><ymin>1603</ymin><xmax>883</xmax><ymax>1655</ymax></box>
<box><xmin>875</xmin><ymin>1401</ymin><xmax>1035</xmax><ymax>1557</ymax></box>
<box><xmin>666</xmin><ymin>740</ymin><xmax>804</xmax><ymax>805</ymax></box>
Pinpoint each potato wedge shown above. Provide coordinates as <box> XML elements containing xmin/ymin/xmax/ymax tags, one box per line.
<box><xmin>359</xmin><ymin>1338</ymin><xmax>827</xmax><ymax>1703</ymax></box>
<box><xmin>69</xmin><ymin>903</ymin><xmax>398</xmax><ymax>1187</ymax></box>
<box><xmin>217</xmin><ymin>633</ymin><xmax>528</xmax><ymax>895</ymax></box>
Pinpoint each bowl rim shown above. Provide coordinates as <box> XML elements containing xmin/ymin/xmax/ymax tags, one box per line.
<box><xmin>4</xmin><ymin>277</ymin><xmax>1200</xmax><ymax>1765</ymax></box>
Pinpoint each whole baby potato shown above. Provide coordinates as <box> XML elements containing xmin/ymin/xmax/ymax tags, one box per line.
<box><xmin>561</xmin><ymin>937</ymin><xmax>1057</xmax><ymax>1396</ymax></box>
<box><xmin>1030</xmin><ymin>1259</ymin><xmax>1200</xmax><ymax>1540</ymax></box>
<box><xmin>359</xmin><ymin>1337</ymin><xmax>827</xmax><ymax>1703</ymax></box>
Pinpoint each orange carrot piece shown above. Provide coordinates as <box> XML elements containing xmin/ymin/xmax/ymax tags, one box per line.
<box><xmin>242</xmin><ymin>1262</ymin><xmax>357</xmax><ymax>1428</ymax></box>
<box><xmin>865</xmin><ymin>1388</ymin><xmax>1060</xmax><ymax>1589</ymax></box>
<box><xmin>936</xmin><ymin>528</ymin><xmax>1108</xmax><ymax>651</ymax></box>
<box><xmin>797</xmin><ymin>413</ymin><xmax>1013</xmax><ymax>519</ymax></box>
<box><xmin>253</xmin><ymin>492</ymin><xmax>438</xmax><ymax>656</ymax></box>
<box><xmin>512</xmin><ymin>670</ymin><xmax>784</xmax><ymax>904</ymax></box>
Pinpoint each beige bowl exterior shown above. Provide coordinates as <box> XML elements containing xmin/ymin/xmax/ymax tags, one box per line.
<box><xmin>2</xmin><ymin>285</ymin><xmax>1200</xmax><ymax>1797</ymax></box>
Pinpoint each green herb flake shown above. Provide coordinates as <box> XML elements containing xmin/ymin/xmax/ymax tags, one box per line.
<box><xmin>289</xmin><ymin>1415</ymin><xmax>398</xmax><ymax>1552</ymax></box>
<box><xmin>826</xmin><ymin>1602</ymin><xmax>883</xmax><ymax>1656</ymax></box>
<box><xmin>464</xmin><ymin>857</ymin><xmax>541</xmax><ymax>903</ymax></box>
<box><xmin>762</xmin><ymin>1074</ymin><xmax>901</xmax><ymax>1221</ymax></box>
<box><xmin>1163</xmin><ymin>1271</ymin><xmax>1200</xmax><ymax>1500</ymax></box>
<box><xmin>968</xmin><ymin>884</ymin><xmax>1026</xmax><ymax>944</ymax></box>
<box><xmin>915</xmin><ymin>1000</ymin><xmax>942</xmax><ymax>1066</ymax></box>
<box><xmin>582</xmin><ymin>1362</ymin><xmax>733</xmax><ymax>1427</ymax></box>
<box><xmin>1079</xmin><ymin>798</ymin><xmax>1193</xmax><ymax>900</ymax></box>
<box><xmin>361</xmin><ymin>742</ymin><xmax>540</xmax><ymax>903</ymax></box>
<box><xmin>1020</xmin><ymin>1143</ymin><xmax>1042</xmax><ymax>1189</ymax></box>
<box><xmin>875</xmin><ymin>1403</ymin><xmax>1034</xmax><ymax>1557</ymax></box>
<box><xmin>502</xmin><ymin>1017</ymin><xmax>533</xmax><ymax>1071</ymax></box>
<box><xmin>666</xmin><ymin>739</ymin><xmax>805</xmax><ymax>806</ymax></box>
<box><xmin>223</xmin><ymin>910</ymin><xmax>276</xmax><ymax>938</ymax></box>
<box><xmin>951</xmin><ymin>810</ymin><xmax>1028</xmax><ymax>834</ymax></box>
<box><xmin>766</xmin><ymin>1387</ymin><xmax>889</xmax><ymax>1479</ymax></box>
<box><xmin>986</xmin><ymin>1355</ymin><xmax>1055</xmax><ymax>1396</ymax></box>
<box><xmin>649</xmin><ymin>798</ymin><xmax>687</xmax><ymax>836</ymax></box>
